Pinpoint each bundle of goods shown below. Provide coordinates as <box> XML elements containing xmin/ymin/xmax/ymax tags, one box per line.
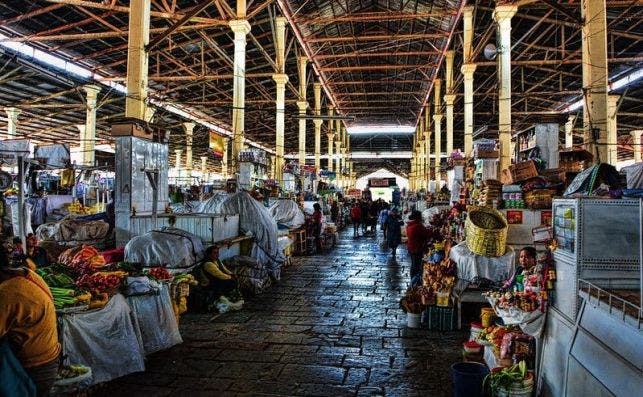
<box><xmin>421</xmin><ymin>255</ymin><xmax>456</xmax><ymax>306</ymax></box>
<box><xmin>484</xmin><ymin>290</ymin><xmax>546</xmax><ymax>326</ymax></box>
<box><xmin>239</xmin><ymin>149</ymin><xmax>268</xmax><ymax>165</ymax></box>
<box><xmin>524</xmin><ymin>189</ymin><xmax>556</xmax><ymax>209</ymax></box>
<box><xmin>501</xmin><ymin>185</ymin><xmax>525</xmax><ymax>209</ymax></box>
<box><xmin>465</xmin><ymin>206</ymin><xmax>508</xmax><ymax>257</ymax></box>
<box><xmin>399</xmin><ymin>286</ymin><xmax>425</xmax><ymax>314</ymax></box>
<box><xmin>446</xmin><ymin>150</ymin><xmax>466</xmax><ymax>168</ymax></box>
<box><xmin>473</xmin><ymin>139</ymin><xmax>499</xmax><ymax>159</ymax></box>
<box><xmin>478</xmin><ymin>179</ymin><xmax>503</xmax><ymax>207</ymax></box>
<box><xmin>500</xmin><ymin>332</ymin><xmax>536</xmax><ymax>370</ymax></box>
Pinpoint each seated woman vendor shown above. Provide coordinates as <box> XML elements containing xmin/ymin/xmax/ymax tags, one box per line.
<box><xmin>190</xmin><ymin>245</ymin><xmax>237</xmax><ymax>312</ymax></box>
<box><xmin>0</xmin><ymin>249</ymin><xmax>60</xmax><ymax>397</ymax></box>
<box><xmin>504</xmin><ymin>246</ymin><xmax>539</xmax><ymax>291</ymax></box>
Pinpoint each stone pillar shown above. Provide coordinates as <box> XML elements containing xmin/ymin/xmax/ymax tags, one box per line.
<box><xmin>82</xmin><ymin>85</ymin><xmax>100</xmax><ymax>166</ymax></box>
<box><xmin>200</xmin><ymin>156</ymin><xmax>208</xmax><ymax>181</ymax></box>
<box><xmin>462</xmin><ymin>64</ymin><xmax>477</xmax><ymax>157</ymax></box>
<box><xmin>144</xmin><ymin>107</ymin><xmax>156</xmax><ymax>123</ymax></box>
<box><xmin>221</xmin><ymin>137</ymin><xmax>229</xmax><ymax>179</ymax></box>
<box><xmin>565</xmin><ymin>115</ymin><xmax>576</xmax><ymax>149</ymax></box>
<box><xmin>494</xmin><ymin>4</ymin><xmax>517</xmax><ymax>173</ymax></box>
<box><xmin>229</xmin><ymin>19</ymin><xmax>252</xmax><ymax>172</ymax></box>
<box><xmin>273</xmin><ymin>74</ymin><xmax>288</xmax><ymax>183</ymax></box>
<box><xmin>174</xmin><ymin>149</ymin><xmax>182</xmax><ymax>175</ymax></box>
<box><xmin>582</xmin><ymin>0</ymin><xmax>609</xmax><ymax>163</ymax></box>
<box><xmin>433</xmin><ymin>79</ymin><xmax>442</xmax><ymax>181</ymax></box>
<box><xmin>463</xmin><ymin>5</ymin><xmax>474</xmax><ymax>64</ymax></box>
<box><xmin>183</xmin><ymin>122</ymin><xmax>195</xmax><ymax>179</ymax></box>
<box><xmin>607</xmin><ymin>95</ymin><xmax>620</xmax><ymax>165</ymax></box>
<box><xmin>313</xmin><ymin>83</ymin><xmax>322</xmax><ymax>172</ymax></box>
<box><xmin>76</xmin><ymin>124</ymin><xmax>86</xmax><ymax>163</ymax></box>
<box><xmin>5</xmin><ymin>107</ymin><xmax>21</xmax><ymax>139</ymax></box>
<box><xmin>297</xmin><ymin>56</ymin><xmax>308</xmax><ymax>166</ymax></box>
<box><xmin>630</xmin><ymin>131</ymin><xmax>642</xmax><ymax>162</ymax></box>
<box><xmin>335</xmin><ymin>139</ymin><xmax>342</xmax><ymax>184</ymax></box>
<box><xmin>327</xmin><ymin>132</ymin><xmax>335</xmax><ymax>173</ymax></box>
<box><xmin>125</xmin><ymin>0</ymin><xmax>150</xmax><ymax>119</ymax></box>
<box><xmin>424</xmin><ymin>107</ymin><xmax>431</xmax><ymax>186</ymax></box>
<box><xmin>444</xmin><ymin>50</ymin><xmax>455</xmax><ymax>155</ymax></box>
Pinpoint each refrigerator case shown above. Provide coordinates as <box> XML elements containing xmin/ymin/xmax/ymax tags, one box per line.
<box><xmin>551</xmin><ymin>198</ymin><xmax>640</xmax><ymax>322</ymax></box>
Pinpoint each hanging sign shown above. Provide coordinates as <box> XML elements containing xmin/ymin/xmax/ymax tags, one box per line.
<box><xmin>369</xmin><ymin>178</ymin><xmax>391</xmax><ymax>187</ymax></box>
<box><xmin>209</xmin><ymin>132</ymin><xmax>225</xmax><ymax>158</ymax></box>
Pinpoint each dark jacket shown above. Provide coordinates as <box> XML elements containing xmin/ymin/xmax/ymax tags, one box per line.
<box><xmin>406</xmin><ymin>220</ymin><xmax>429</xmax><ymax>254</ymax></box>
<box><xmin>385</xmin><ymin>215</ymin><xmax>403</xmax><ymax>246</ymax></box>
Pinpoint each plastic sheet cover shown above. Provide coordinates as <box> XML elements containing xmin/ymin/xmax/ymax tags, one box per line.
<box><xmin>622</xmin><ymin>163</ymin><xmax>643</xmax><ymax>189</ymax></box>
<box><xmin>217</xmin><ymin>192</ymin><xmax>285</xmax><ymax>279</ymax></box>
<box><xmin>35</xmin><ymin>219</ymin><xmax>109</xmax><ymax>242</ymax></box>
<box><xmin>127</xmin><ymin>283</ymin><xmax>182</xmax><ymax>355</ymax></box>
<box><xmin>9</xmin><ymin>201</ymin><xmax>33</xmax><ymax>236</ymax></box>
<box><xmin>125</xmin><ymin>227</ymin><xmax>204</xmax><ymax>268</ymax></box>
<box><xmin>196</xmin><ymin>193</ymin><xmax>229</xmax><ymax>213</ymax></box>
<box><xmin>450</xmin><ymin>242</ymin><xmax>514</xmax><ymax>283</ymax></box>
<box><xmin>60</xmin><ymin>294</ymin><xmax>145</xmax><ymax>385</ymax></box>
<box><xmin>269</xmin><ymin>199</ymin><xmax>305</xmax><ymax>228</ymax></box>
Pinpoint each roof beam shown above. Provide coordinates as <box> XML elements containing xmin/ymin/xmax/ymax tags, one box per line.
<box><xmin>304</xmin><ymin>33</ymin><xmax>448</xmax><ymax>43</ymax></box>
<box><xmin>327</xmin><ymin>80</ymin><xmax>427</xmax><ymax>85</ymax></box>
<box><xmin>320</xmin><ymin>64</ymin><xmax>437</xmax><ymax>72</ymax></box>
<box><xmin>539</xmin><ymin>0</ymin><xmax>583</xmax><ymax>25</ymax></box>
<box><xmin>44</xmin><ymin>0</ymin><xmax>227</xmax><ymax>24</ymax></box>
<box><xmin>147</xmin><ymin>0</ymin><xmax>216</xmax><ymax>51</ymax></box>
<box><xmin>315</xmin><ymin>50</ymin><xmax>440</xmax><ymax>60</ymax></box>
<box><xmin>295</xmin><ymin>11</ymin><xmax>457</xmax><ymax>24</ymax></box>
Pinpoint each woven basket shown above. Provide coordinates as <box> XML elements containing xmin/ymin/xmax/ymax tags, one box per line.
<box><xmin>465</xmin><ymin>206</ymin><xmax>508</xmax><ymax>257</ymax></box>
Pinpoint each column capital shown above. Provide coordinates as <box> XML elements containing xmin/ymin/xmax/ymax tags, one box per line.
<box><xmin>608</xmin><ymin>94</ymin><xmax>620</xmax><ymax>106</ymax></box>
<box><xmin>326</xmin><ymin>133</ymin><xmax>335</xmax><ymax>139</ymax></box>
<box><xmin>275</xmin><ymin>16</ymin><xmax>288</xmax><ymax>27</ymax></box>
<box><xmin>463</xmin><ymin>5</ymin><xmax>475</xmax><ymax>18</ymax></box>
<box><xmin>182</xmin><ymin>122</ymin><xmax>196</xmax><ymax>134</ymax></box>
<box><xmin>297</xmin><ymin>55</ymin><xmax>308</xmax><ymax>65</ymax></box>
<box><xmin>296</xmin><ymin>100</ymin><xmax>308</xmax><ymax>110</ymax></box>
<box><xmin>174</xmin><ymin>149</ymin><xmax>182</xmax><ymax>154</ymax></box>
<box><xmin>493</xmin><ymin>5</ymin><xmax>517</xmax><ymax>24</ymax></box>
<box><xmin>4</xmin><ymin>107</ymin><xmax>21</xmax><ymax>118</ymax></box>
<box><xmin>433</xmin><ymin>114</ymin><xmax>443</xmax><ymax>122</ymax></box>
<box><xmin>83</xmin><ymin>84</ymin><xmax>101</xmax><ymax>101</ymax></box>
<box><xmin>444</xmin><ymin>94</ymin><xmax>456</xmax><ymax>105</ymax></box>
<box><xmin>313</xmin><ymin>119</ymin><xmax>324</xmax><ymax>127</ymax></box>
<box><xmin>313</xmin><ymin>82</ymin><xmax>321</xmax><ymax>90</ymax></box>
<box><xmin>461</xmin><ymin>63</ymin><xmax>478</xmax><ymax>76</ymax></box>
<box><xmin>75</xmin><ymin>124</ymin><xmax>85</xmax><ymax>134</ymax></box>
<box><xmin>272</xmin><ymin>73</ymin><xmax>289</xmax><ymax>85</ymax></box>
<box><xmin>229</xmin><ymin>19</ymin><xmax>251</xmax><ymax>35</ymax></box>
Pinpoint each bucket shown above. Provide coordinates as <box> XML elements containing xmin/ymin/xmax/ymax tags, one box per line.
<box><xmin>470</xmin><ymin>322</ymin><xmax>483</xmax><ymax>341</ymax></box>
<box><xmin>407</xmin><ymin>312</ymin><xmax>421</xmax><ymax>328</ymax></box>
<box><xmin>496</xmin><ymin>382</ymin><xmax>534</xmax><ymax>397</ymax></box>
<box><xmin>437</xmin><ymin>291</ymin><xmax>450</xmax><ymax>307</ymax></box>
<box><xmin>481</xmin><ymin>307</ymin><xmax>495</xmax><ymax>328</ymax></box>
<box><xmin>450</xmin><ymin>362</ymin><xmax>489</xmax><ymax>397</ymax></box>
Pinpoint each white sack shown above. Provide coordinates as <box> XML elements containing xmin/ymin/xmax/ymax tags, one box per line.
<box><xmin>60</xmin><ymin>294</ymin><xmax>145</xmax><ymax>385</ymax></box>
<box><xmin>125</xmin><ymin>227</ymin><xmax>204</xmax><ymax>268</ymax></box>
<box><xmin>269</xmin><ymin>199</ymin><xmax>305</xmax><ymax>228</ymax></box>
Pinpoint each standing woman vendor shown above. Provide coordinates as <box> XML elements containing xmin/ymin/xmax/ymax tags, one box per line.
<box><xmin>0</xmin><ymin>249</ymin><xmax>60</xmax><ymax>397</ymax></box>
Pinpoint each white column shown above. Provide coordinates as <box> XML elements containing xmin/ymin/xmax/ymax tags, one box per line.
<box><xmin>82</xmin><ymin>85</ymin><xmax>100</xmax><ymax>166</ymax></box>
<box><xmin>221</xmin><ymin>137</ymin><xmax>229</xmax><ymax>179</ymax></box>
<box><xmin>424</xmin><ymin>107</ymin><xmax>431</xmax><ymax>187</ymax></box>
<box><xmin>297</xmin><ymin>56</ymin><xmax>308</xmax><ymax>166</ymax></box>
<box><xmin>433</xmin><ymin>79</ymin><xmax>442</xmax><ymax>180</ymax></box>
<box><xmin>125</xmin><ymin>0</ymin><xmax>150</xmax><ymax>119</ymax></box>
<box><xmin>462</xmin><ymin>64</ymin><xmax>477</xmax><ymax>157</ymax></box>
<box><xmin>630</xmin><ymin>131</ymin><xmax>642</xmax><ymax>162</ymax></box>
<box><xmin>313</xmin><ymin>83</ymin><xmax>322</xmax><ymax>171</ymax></box>
<box><xmin>463</xmin><ymin>5</ymin><xmax>474</xmax><ymax>64</ymax></box>
<box><xmin>335</xmin><ymin>139</ymin><xmax>342</xmax><ymax>185</ymax></box>
<box><xmin>273</xmin><ymin>74</ymin><xmax>288</xmax><ymax>183</ymax></box>
<box><xmin>229</xmin><ymin>19</ymin><xmax>252</xmax><ymax>171</ymax></box>
<box><xmin>582</xmin><ymin>0</ymin><xmax>609</xmax><ymax>164</ymax></box>
<box><xmin>76</xmin><ymin>124</ymin><xmax>86</xmax><ymax>164</ymax></box>
<box><xmin>607</xmin><ymin>95</ymin><xmax>620</xmax><ymax>166</ymax></box>
<box><xmin>4</xmin><ymin>107</ymin><xmax>21</xmax><ymax>139</ymax></box>
<box><xmin>174</xmin><ymin>149</ymin><xmax>182</xmax><ymax>177</ymax></box>
<box><xmin>183</xmin><ymin>122</ymin><xmax>195</xmax><ymax>179</ymax></box>
<box><xmin>494</xmin><ymin>4</ymin><xmax>518</xmax><ymax>173</ymax></box>
<box><xmin>200</xmin><ymin>156</ymin><xmax>208</xmax><ymax>181</ymax></box>
<box><xmin>565</xmin><ymin>115</ymin><xmax>576</xmax><ymax>149</ymax></box>
<box><xmin>444</xmin><ymin>49</ymin><xmax>455</xmax><ymax>155</ymax></box>
<box><xmin>327</xmin><ymin>107</ymin><xmax>335</xmax><ymax>172</ymax></box>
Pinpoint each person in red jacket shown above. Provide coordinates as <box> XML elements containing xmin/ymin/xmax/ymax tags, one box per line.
<box><xmin>350</xmin><ymin>201</ymin><xmax>362</xmax><ymax>238</ymax></box>
<box><xmin>406</xmin><ymin>210</ymin><xmax>428</xmax><ymax>286</ymax></box>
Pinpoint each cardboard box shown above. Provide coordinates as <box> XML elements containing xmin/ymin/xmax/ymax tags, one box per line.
<box><xmin>111</xmin><ymin>122</ymin><xmax>153</xmax><ymax>139</ymax></box>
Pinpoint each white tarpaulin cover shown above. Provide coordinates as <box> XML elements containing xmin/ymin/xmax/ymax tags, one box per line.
<box><xmin>217</xmin><ymin>192</ymin><xmax>285</xmax><ymax>279</ymax></box>
<box><xmin>450</xmin><ymin>241</ymin><xmax>515</xmax><ymax>283</ymax></box>
<box><xmin>125</xmin><ymin>227</ymin><xmax>204</xmax><ymax>268</ymax></box>
<box><xmin>127</xmin><ymin>283</ymin><xmax>182</xmax><ymax>355</ymax></box>
<box><xmin>622</xmin><ymin>163</ymin><xmax>643</xmax><ymax>189</ymax></box>
<box><xmin>36</xmin><ymin>219</ymin><xmax>109</xmax><ymax>242</ymax></box>
<box><xmin>196</xmin><ymin>193</ymin><xmax>229</xmax><ymax>213</ymax></box>
<box><xmin>269</xmin><ymin>199</ymin><xmax>305</xmax><ymax>228</ymax></box>
<box><xmin>9</xmin><ymin>201</ymin><xmax>33</xmax><ymax>236</ymax></box>
<box><xmin>60</xmin><ymin>294</ymin><xmax>145</xmax><ymax>385</ymax></box>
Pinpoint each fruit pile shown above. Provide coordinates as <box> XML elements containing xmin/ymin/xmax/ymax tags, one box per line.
<box><xmin>485</xmin><ymin>290</ymin><xmax>541</xmax><ymax>312</ymax></box>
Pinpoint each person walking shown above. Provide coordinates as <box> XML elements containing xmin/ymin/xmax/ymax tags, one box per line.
<box><xmin>379</xmin><ymin>208</ymin><xmax>389</xmax><ymax>239</ymax></box>
<box><xmin>312</xmin><ymin>203</ymin><xmax>323</xmax><ymax>253</ymax></box>
<box><xmin>350</xmin><ymin>201</ymin><xmax>362</xmax><ymax>238</ymax></box>
<box><xmin>406</xmin><ymin>210</ymin><xmax>429</xmax><ymax>286</ymax></box>
<box><xmin>385</xmin><ymin>208</ymin><xmax>403</xmax><ymax>260</ymax></box>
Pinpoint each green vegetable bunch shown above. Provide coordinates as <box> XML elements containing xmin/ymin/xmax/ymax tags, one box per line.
<box><xmin>483</xmin><ymin>361</ymin><xmax>529</xmax><ymax>396</ymax></box>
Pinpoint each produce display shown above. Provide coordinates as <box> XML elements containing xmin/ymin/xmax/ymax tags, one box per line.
<box><xmin>485</xmin><ymin>290</ymin><xmax>542</xmax><ymax>312</ymax></box>
<box><xmin>399</xmin><ymin>286</ymin><xmax>425</xmax><ymax>314</ymax></box>
<box><xmin>483</xmin><ymin>361</ymin><xmax>533</xmax><ymax>397</ymax></box>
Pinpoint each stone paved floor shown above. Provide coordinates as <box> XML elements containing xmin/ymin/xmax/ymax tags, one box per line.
<box><xmin>94</xmin><ymin>230</ymin><xmax>467</xmax><ymax>397</ymax></box>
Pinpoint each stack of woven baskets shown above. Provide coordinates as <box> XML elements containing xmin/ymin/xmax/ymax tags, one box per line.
<box><xmin>465</xmin><ymin>206</ymin><xmax>508</xmax><ymax>257</ymax></box>
<box><xmin>478</xmin><ymin>179</ymin><xmax>503</xmax><ymax>207</ymax></box>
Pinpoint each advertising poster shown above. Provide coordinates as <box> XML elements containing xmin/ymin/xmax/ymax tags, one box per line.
<box><xmin>209</xmin><ymin>131</ymin><xmax>225</xmax><ymax>157</ymax></box>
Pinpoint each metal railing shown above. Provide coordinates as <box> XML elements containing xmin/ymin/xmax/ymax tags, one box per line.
<box><xmin>578</xmin><ymin>279</ymin><xmax>642</xmax><ymax>330</ymax></box>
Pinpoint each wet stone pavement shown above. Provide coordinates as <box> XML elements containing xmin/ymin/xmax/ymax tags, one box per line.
<box><xmin>95</xmin><ymin>230</ymin><xmax>467</xmax><ymax>397</ymax></box>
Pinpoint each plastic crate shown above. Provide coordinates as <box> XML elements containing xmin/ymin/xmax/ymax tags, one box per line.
<box><xmin>424</xmin><ymin>306</ymin><xmax>455</xmax><ymax>331</ymax></box>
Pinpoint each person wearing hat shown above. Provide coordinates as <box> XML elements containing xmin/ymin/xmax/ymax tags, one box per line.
<box><xmin>0</xmin><ymin>248</ymin><xmax>60</xmax><ymax>396</ymax></box>
<box><xmin>384</xmin><ymin>208</ymin><xmax>403</xmax><ymax>260</ymax></box>
<box><xmin>406</xmin><ymin>210</ymin><xmax>429</xmax><ymax>286</ymax></box>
